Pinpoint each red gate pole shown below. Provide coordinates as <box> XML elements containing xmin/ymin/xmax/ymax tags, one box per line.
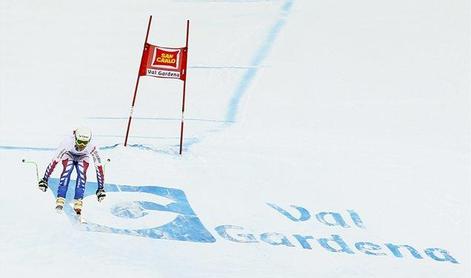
<box><xmin>179</xmin><ymin>20</ymin><xmax>190</xmax><ymax>155</ymax></box>
<box><xmin>124</xmin><ymin>15</ymin><xmax>153</xmax><ymax>147</ymax></box>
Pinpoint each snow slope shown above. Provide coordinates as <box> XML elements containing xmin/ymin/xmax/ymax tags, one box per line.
<box><xmin>0</xmin><ymin>0</ymin><xmax>469</xmax><ymax>277</ymax></box>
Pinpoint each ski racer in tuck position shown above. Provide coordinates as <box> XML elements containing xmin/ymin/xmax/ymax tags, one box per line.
<box><xmin>37</xmin><ymin>127</ymin><xmax>106</xmax><ymax>215</ymax></box>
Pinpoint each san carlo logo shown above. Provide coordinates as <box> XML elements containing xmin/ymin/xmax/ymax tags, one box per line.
<box><xmin>48</xmin><ymin>179</ymin><xmax>460</xmax><ymax>265</ymax></box>
<box><xmin>48</xmin><ymin>178</ymin><xmax>215</xmax><ymax>243</ymax></box>
<box><xmin>152</xmin><ymin>48</ymin><xmax>179</xmax><ymax>68</ymax></box>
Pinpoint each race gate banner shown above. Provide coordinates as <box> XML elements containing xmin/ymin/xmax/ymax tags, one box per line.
<box><xmin>139</xmin><ymin>43</ymin><xmax>188</xmax><ymax>81</ymax></box>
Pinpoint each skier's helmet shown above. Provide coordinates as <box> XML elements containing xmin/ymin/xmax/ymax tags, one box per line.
<box><xmin>74</xmin><ymin>127</ymin><xmax>92</xmax><ymax>151</ymax></box>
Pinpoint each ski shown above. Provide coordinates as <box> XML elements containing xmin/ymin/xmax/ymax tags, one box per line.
<box><xmin>56</xmin><ymin>205</ymin><xmax>64</xmax><ymax>213</ymax></box>
<box><xmin>74</xmin><ymin>210</ymin><xmax>87</xmax><ymax>224</ymax></box>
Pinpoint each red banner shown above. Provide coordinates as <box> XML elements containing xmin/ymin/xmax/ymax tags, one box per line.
<box><xmin>139</xmin><ymin>43</ymin><xmax>188</xmax><ymax>81</ymax></box>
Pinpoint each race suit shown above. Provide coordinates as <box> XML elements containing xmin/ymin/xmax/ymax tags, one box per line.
<box><xmin>42</xmin><ymin>135</ymin><xmax>104</xmax><ymax>200</ymax></box>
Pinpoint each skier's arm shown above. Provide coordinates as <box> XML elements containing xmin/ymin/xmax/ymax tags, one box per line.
<box><xmin>90</xmin><ymin>146</ymin><xmax>106</xmax><ymax>202</ymax></box>
<box><xmin>38</xmin><ymin>138</ymin><xmax>69</xmax><ymax>191</ymax></box>
<box><xmin>90</xmin><ymin>146</ymin><xmax>105</xmax><ymax>189</ymax></box>
<box><xmin>42</xmin><ymin>139</ymin><xmax>69</xmax><ymax>182</ymax></box>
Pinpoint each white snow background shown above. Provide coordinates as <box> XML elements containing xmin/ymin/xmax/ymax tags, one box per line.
<box><xmin>0</xmin><ymin>0</ymin><xmax>469</xmax><ymax>277</ymax></box>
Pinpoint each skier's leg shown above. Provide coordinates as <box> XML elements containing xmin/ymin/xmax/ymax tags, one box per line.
<box><xmin>56</xmin><ymin>154</ymin><xmax>74</xmax><ymax>209</ymax></box>
<box><xmin>73</xmin><ymin>157</ymin><xmax>89</xmax><ymax>214</ymax></box>
<box><xmin>74</xmin><ymin>157</ymin><xmax>89</xmax><ymax>200</ymax></box>
<box><xmin>57</xmin><ymin>156</ymin><xmax>74</xmax><ymax>198</ymax></box>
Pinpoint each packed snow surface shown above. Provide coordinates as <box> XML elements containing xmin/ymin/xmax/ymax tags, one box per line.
<box><xmin>0</xmin><ymin>0</ymin><xmax>469</xmax><ymax>277</ymax></box>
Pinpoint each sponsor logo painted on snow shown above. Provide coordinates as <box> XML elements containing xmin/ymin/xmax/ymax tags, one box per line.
<box><xmin>215</xmin><ymin>204</ymin><xmax>459</xmax><ymax>264</ymax></box>
<box><xmin>48</xmin><ymin>178</ymin><xmax>215</xmax><ymax>243</ymax></box>
<box><xmin>47</xmin><ymin>179</ymin><xmax>459</xmax><ymax>264</ymax></box>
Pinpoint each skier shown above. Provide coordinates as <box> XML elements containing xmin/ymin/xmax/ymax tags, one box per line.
<box><xmin>37</xmin><ymin>127</ymin><xmax>106</xmax><ymax>215</ymax></box>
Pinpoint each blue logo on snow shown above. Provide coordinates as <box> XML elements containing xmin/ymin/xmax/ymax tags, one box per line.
<box><xmin>48</xmin><ymin>178</ymin><xmax>216</xmax><ymax>243</ymax></box>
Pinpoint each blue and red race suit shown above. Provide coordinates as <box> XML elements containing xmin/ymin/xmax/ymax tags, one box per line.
<box><xmin>43</xmin><ymin>135</ymin><xmax>104</xmax><ymax>199</ymax></box>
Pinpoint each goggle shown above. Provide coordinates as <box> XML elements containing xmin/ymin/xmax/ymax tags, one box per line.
<box><xmin>75</xmin><ymin>139</ymin><xmax>89</xmax><ymax>147</ymax></box>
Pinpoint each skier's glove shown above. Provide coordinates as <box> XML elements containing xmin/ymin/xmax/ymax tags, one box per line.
<box><xmin>38</xmin><ymin>178</ymin><xmax>48</xmax><ymax>192</ymax></box>
<box><xmin>96</xmin><ymin>188</ymin><xmax>106</xmax><ymax>202</ymax></box>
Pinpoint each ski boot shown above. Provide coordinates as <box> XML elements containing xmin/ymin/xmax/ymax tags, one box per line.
<box><xmin>73</xmin><ymin>199</ymin><xmax>87</xmax><ymax>224</ymax></box>
<box><xmin>55</xmin><ymin>197</ymin><xmax>65</xmax><ymax>212</ymax></box>
<box><xmin>73</xmin><ymin>199</ymin><xmax>83</xmax><ymax>215</ymax></box>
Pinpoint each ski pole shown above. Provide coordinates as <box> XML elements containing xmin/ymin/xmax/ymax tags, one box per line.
<box><xmin>22</xmin><ymin>159</ymin><xmax>39</xmax><ymax>183</ymax></box>
<box><xmin>103</xmin><ymin>158</ymin><xmax>111</xmax><ymax>173</ymax></box>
